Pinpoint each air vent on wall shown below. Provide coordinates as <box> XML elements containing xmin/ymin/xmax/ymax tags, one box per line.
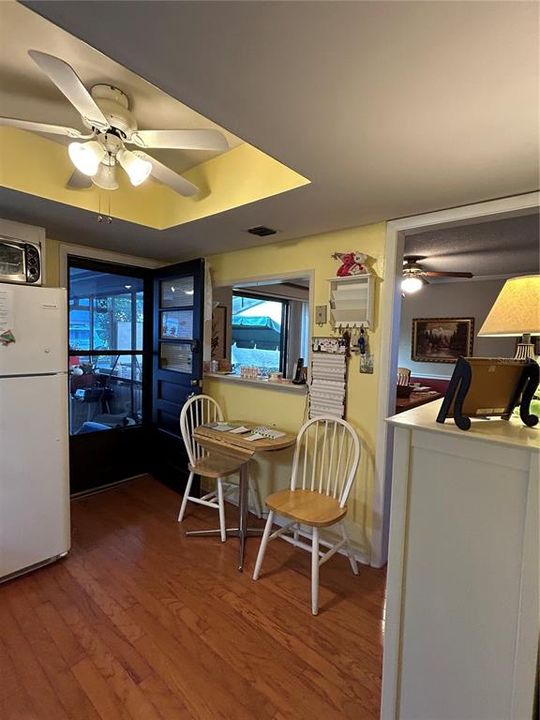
<box><xmin>246</xmin><ymin>225</ymin><xmax>277</xmax><ymax>237</ymax></box>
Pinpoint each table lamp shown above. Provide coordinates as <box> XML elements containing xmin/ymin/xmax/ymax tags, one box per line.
<box><xmin>478</xmin><ymin>275</ymin><xmax>540</xmax><ymax>359</ymax></box>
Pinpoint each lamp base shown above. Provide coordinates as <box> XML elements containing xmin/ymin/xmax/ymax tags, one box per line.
<box><xmin>514</xmin><ymin>333</ymin><xmax>536</xmax><ymax>361</ymax></box>
<box><xmin>514</xmin><ymin>343</ymin><xmax>535</xmax><ymax>360</ymax></box>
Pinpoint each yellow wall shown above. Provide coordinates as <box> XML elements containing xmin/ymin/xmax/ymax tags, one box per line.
<box><xmin>44</xmin><ymin>237</ymin><xmax>62</xmax><ymax>287</ymax></box>
<box><xmin>204</xmin><ymin>222</ymin><xmax>386</xmax><ymax>561</ymax></box>
<box><xmin>43</xmin><ymin>237</ymin><xmax>159</xmax><ymax>288</ymax></box>
<box><xmin>0</xmin><ymin>128</ymin><xmax>308</xmax><ymax>230</ymax></box>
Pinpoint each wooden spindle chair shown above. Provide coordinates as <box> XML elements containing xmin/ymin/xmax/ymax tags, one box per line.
<box><xmin>178</xmin><ymin>395</ymin><xmax>261</xmax><ymax>541</ymax></box>
<box><xmin>397</xmin><ymin>367</ymin><xmax>411</xmax><ymax>386</ymax></box>
<box><xmin>253</xmin><ymin>416</ymin><xmax>361</xmax><ymax>615</ymax></box>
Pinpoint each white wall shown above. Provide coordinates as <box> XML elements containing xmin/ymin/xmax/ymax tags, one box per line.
<box><xmin>398</xmin><ymin>278</ymin><xmax>516</xmax><ymax>378</ymax></box>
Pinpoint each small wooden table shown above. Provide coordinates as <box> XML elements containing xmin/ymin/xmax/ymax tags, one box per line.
<box><xmin>395</xmin><ymin>390</ymin><xmax>443</xmax><ymax>414</ymax></box>
<box><xmin>190</xmin><ymin>423</ymin><xmax>296</xmax><ymax>571</ymax></box>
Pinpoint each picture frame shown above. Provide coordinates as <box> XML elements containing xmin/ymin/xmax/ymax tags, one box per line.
<box><xmin>411</xmin><ymin>317</ymin><xmax>474</xmax><ymax>363</ymax></box>
<box><xmin>211</xmin><ymin>305</ymin><xmax>227</xmax><ymax>360</ymax></box>
<box><xmin>436</xmin><ymin>357</ymin><xmax>539</xmax><ymax>430</ymax></box>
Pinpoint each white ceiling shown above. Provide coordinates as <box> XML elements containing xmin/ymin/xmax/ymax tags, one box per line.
<box><xmin>1</xmin><ymin>1</ymin><xmax>539</xmax><ymax>260</ymax></box>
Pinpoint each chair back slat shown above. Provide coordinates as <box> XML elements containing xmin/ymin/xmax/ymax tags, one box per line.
<box><xmin>318</xmin><ymin>420</ymin><xmax>328</xmax><ymax>493</ymax></box>
<box><xmin>180</xmin><ymin>394</ymin><xmax>223</xmax><ymax>466</ymax></box>
<box><xmin>310</xmin><ymin>421</ymin><xmax>319</xmax><ymax>491</ymax></box>
<box><xmin>397</xmin><ymin>367</ymin><xmax>411</xmax><ymax>386</ymax></box>
<box><xmin>326</xmin><ymin>421</ymin><xmax>337</xmax><ymax>496</ymax></box>
<box><xmin>291</xmin><ymin>417</ymin><xmax>360</xmax><ymax>507</ymax></box>
<box><xmin>302</xmin><ymin>428</ymin><xmax>309</xmax><ymax>490</ymax></box>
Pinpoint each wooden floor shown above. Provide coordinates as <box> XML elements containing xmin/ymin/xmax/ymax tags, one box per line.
<box><xmin>0</xmin><ymin>475</ymin><xmax>386</xmax><ymax>720</ymax></box>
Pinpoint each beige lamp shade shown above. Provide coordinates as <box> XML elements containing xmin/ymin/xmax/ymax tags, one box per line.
<box><xmin>478</xmin><ymin>275</ymin><xmax>540</xmax><ymax>337</ymax></box>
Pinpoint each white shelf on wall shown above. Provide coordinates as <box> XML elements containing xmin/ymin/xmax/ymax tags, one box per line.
<box><xmin>328</xmin><ymin>274</ymin><xmax>374</xmax><ymax>329</ymax></box>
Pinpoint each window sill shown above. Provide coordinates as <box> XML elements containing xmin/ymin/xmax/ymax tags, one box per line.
<box><xmin>204</xmin><ymin>372</ymin><xmax>308</xmax><ymax>394</ymax></box>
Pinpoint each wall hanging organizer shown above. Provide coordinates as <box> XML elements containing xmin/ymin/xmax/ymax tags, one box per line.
<box><xmin>309</xmin><ymin>337</ymin><xmax>349</xmax><ymax>419</ymax></box>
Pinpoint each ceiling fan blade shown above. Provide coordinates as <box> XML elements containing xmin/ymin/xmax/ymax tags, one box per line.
<box><xmin>28</xmin><ymin>50</ymin><xmax>109</xmax><ymax>131</ymax></box>
<box><xmin>422</xmin><ymin>271</ymin><xmax>474</xmax><ymax>278</ymax></box>
<box><xmin>0</xmin><ymin>116</ymin><xmax>85</xmax><ymax>138</ymax></box>
<box><xmin>137</xmin><ymin>152</ymin><xmax>199</xmax><ymax>197</ymax></box>
<box><xmin>66</xmin><ymin>169</ymin><xmax>92</xmax><ymax>189</ymax></box>
<box><xmin>130</xmin><ymin>129</ymin><xmax>228</xmax><ymax>152</ymax></box>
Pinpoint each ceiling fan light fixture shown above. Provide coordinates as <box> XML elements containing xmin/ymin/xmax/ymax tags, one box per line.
<box><xmin>68</xmin><ymin>140</ymin><xmax>105</xmax><ymax>176</ymax></box>
<box><xmin>401</xmin><ymin>276</ymin><xmax>423</xmax><ymax>294</ymax></box>
<box><xmin>118</xmin><ymin>148</ymin><xmax>152</xmax><ymax>186</ymax></box>
<box><xmin>92</xmin><ymin>163</ymin><xmax>119</xmax><ymax>190</ymax></box>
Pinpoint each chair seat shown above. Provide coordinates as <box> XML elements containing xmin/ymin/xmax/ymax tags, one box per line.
<box><xmin>189</xmin><ymin>453</ymin><xmax>247</xmax><ymax>479</ymax></box>
<box><xmin>265</xmin><ymin>489</ymin><xmax>347</xmax><ymax>527</ymax></box>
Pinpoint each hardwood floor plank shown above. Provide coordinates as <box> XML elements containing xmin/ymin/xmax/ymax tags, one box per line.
<box><xmin>71</xmin><ymin>658</ymin><xmax>132</xmax><ymax>720</ymax></box>
<box><xmin>131</xmin><ymin>603</ymin><xmax>276</xmax><ymax>720</ymax></box>
<box><xmin>4</xmin><ymin>584</ymin><xmax>100</xmax><ymax>720</ymax></box>
<box><xmin>45</xmin><ymin>567</ymin><xmax>154</xmax><ymax>686</ymax></box>
<box><xmin>0</xmin><ymin>689</ymin><xmax>37</xmax><ymax>720</ymax></box>
<box><xmin>0</xmin><ymin>639</ymin><xmax>24</xmax><ymax>702</ymax></box>
<box><xmin>0</xmin><ymin>602</ymin><xmax>71</xmax><ymax>720</ymax></box>
<box><xmin>0</xmin><ymin>475</ymin><xmax>385</xmax><ymax>720</ymax></box>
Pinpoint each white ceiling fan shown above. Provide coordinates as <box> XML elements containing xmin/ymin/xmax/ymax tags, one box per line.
<box><xmin>0</xmin><ymin>50</ymin><xmax>228</xmax><ymax>196</ymax></box>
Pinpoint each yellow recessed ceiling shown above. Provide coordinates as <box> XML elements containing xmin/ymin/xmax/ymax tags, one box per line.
<box><xmin>0</xmin><ymin>1</ymin><xmax>309</xmax><ymax>229</ymax></box>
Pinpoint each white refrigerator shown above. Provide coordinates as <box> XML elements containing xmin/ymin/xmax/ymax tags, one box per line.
<box><xmin>0</xmin><ymin>282</ymin><xmax>70</xmax><ymax>581</ymax></box>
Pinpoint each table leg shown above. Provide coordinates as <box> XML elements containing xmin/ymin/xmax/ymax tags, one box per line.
<box><xmin>184</xmin><ymin>462</ymin><xmax>263</xmax><ymax>568</ymax></box>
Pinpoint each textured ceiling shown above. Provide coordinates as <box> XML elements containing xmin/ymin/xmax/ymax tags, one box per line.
<box><xmin>405</xmin><ymin>212</ymin><xmax>540</xmax><ymax>278</ymax></box>
<box><xmin>2</xmin><ymin>0</ymin><xmax>538</xmax><ymax>259</ymax></box>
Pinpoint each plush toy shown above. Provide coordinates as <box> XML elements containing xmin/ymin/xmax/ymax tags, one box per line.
<box><xmin>332</xmin><ymin>251</ymin><xmax>371</xmax><ymax>276</ymax></box>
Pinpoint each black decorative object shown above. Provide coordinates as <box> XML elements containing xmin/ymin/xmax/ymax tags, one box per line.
<box><xmin>436</xmin><ymin>357</ymin><xmax>539</xmax><ymax>431</ymax></box>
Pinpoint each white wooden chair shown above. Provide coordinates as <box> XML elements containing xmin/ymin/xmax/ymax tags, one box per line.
<box><xmin>397</xmin><ymin>367</ymin><xmax>411</xmax><ymax>386</ymax></box>
<box><xmin>252</xmin><ymin>416</ymin><xmax>361</xmax><ymax>615</ymax></box>
<box><xmin>178</xmin><ymin>394</ymin><xmax>261</xmax><ymax>541</ymax></box>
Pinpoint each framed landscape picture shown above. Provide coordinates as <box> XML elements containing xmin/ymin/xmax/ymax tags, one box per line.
<box><xmin>412</xmin><ymin>317</ymin><xmax>474</xmax><ymax>363</ymax></box>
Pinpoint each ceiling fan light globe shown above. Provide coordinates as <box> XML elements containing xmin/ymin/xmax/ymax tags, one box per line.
<box><xmin>118</xmin><ymin>148</ymin><xmax>152</xmax><ymax>186</ymax></box>
<box><xmin>401</xmin><ymin>276</ymin><xmax>423</xmax><ymax>294</ymax></box>
<box><xmin>68</xmin><ymin>140</ymin><xmax>105</xmax><ymax>176</ymax></box>
<box><xmin>92</xmin><ymin>164</ymin><xmax>118</xmax><ymax>190</ymax></box>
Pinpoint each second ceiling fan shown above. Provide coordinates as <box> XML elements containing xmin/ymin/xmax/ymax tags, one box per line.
<box><xmin>0</xmin><ymin>50</ymin><xmax>228</xmax><ymax>196</ymax></box>
<box><xmin>402</xmin><ymin>255</ymin><xmax>474</xmax><ymax>294</ymax></box>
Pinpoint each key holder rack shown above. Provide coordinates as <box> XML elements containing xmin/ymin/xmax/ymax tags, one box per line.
<box><xmin>328</xmin><ymin>275</ymin><xmax>374</xmax><ymax>330</ymax></box>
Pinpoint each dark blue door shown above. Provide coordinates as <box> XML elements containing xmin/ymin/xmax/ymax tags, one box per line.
<box><xmin>151</xmin><ymin>259</ymin><xmax>205</xmax><ymax>489</ymax></box>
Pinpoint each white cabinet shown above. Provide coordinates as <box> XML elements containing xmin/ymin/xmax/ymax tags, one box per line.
<box><xmin>382</xmin><ymin>401</ymin><xmax>539</xmax><ymax>720</ymax></box>
<box><xmin>328</xmin><ymin>274</ymin><xmax>374</xmax><ymax>329</ymax></box>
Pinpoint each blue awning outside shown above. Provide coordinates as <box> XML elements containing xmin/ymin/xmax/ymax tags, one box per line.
<box><xmin>232</xmin><ymin>315</ymin><xmax>281</xmax><ymax>350</ymax></box>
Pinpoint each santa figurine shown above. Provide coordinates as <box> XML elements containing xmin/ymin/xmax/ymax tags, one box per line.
<box><xmin>332</xmin><ymin>251</ymin><xmax>371</xmax><ymax>276</ymax></box>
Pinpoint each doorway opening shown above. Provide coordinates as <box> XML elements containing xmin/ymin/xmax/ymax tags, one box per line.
<box><xmin>373</xmin><ymin>192</ymin><xmax>540</xmax><ymax>567</ymax></box>
<box><xmin>68</xmin><ymin>256</ymin><xmax>150</xmax><ymax>494</ymax></box>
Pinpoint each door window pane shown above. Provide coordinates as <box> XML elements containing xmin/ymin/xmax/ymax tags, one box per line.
<box><xmin>69</xmin><ymin>264</ymin><xmax>145</xmax><ymax>435</ymax></box>
<box><xmin>69</xmin><ymin>354</ymin><xmax>143</xmax><ymax>435</ymax></box>
<box><xmin>161</xmin><ymin>277</ymin><xmax>194</xmax><ymax>307</ymax></box>
<box><xmin>160</xmin><ymin>342</ymin><xmax>192</xmax><ymax>373</ymax></box>
<box><xmin>69</xmin><ymin>267</ymin><xmax>144</xmax><ymax>352</ymax></box>
<box><xmin>160</xmin><ymin>310</ymin><xmax>193</xmax><ymax>340</ymax></box>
